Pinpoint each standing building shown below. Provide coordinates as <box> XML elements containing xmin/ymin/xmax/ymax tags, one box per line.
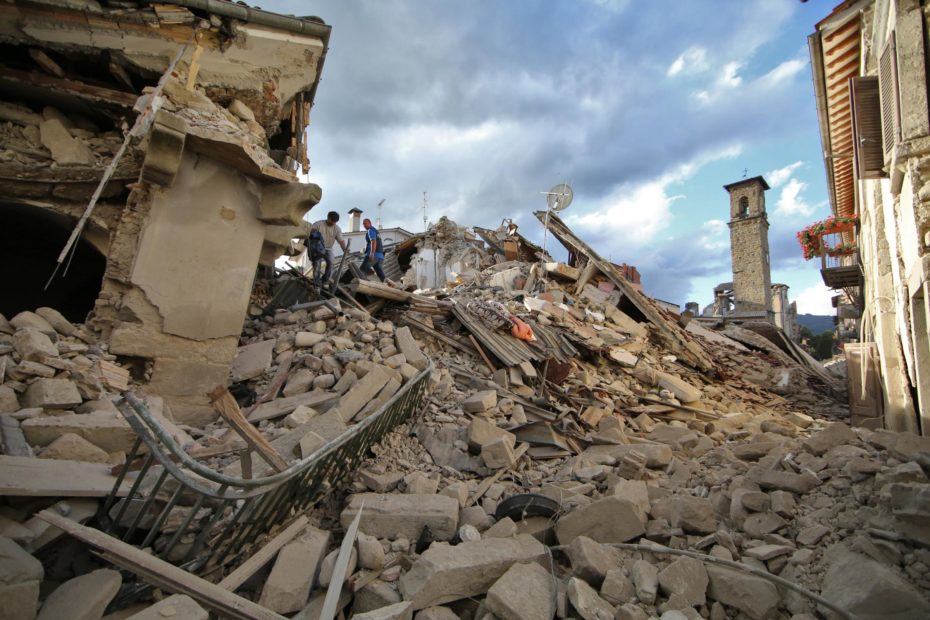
<box><xmin>725</xmin><ymin>176</ymin><xmax>774</xmax><ymax>321</ymax></box>
<box><xmin>808</xmin><ymin>0</ymin><xmax>929</xmax><ymax>433</ymax></box>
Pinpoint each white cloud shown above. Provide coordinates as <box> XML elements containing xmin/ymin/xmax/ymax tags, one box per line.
<box><xmin>698</xmin><ymin>219</ymin><xmax>729</xmax><ymax>251</ymax></box>
<box><xmin>794</xmin><ymin>282</ymin><xmax>835</xmax><ymax>315</ymax></box>
<box><xmin>567</xmin><ymin>145</ymin><xmax>742</xmax><ymax>248</ymax></box>
<box><xmin>668</xmin><ymin>46</ymin><xmax>708</xmax><ymax>77</ymax></box>
<box><xmin>761</xmin><ymin>58</ymin><xmax>806</xmax><ymax>85</ymax></box>
<box><xmin>718</xmin><ymin>62</ymin><xmax>743</xmax><ymax>88</ymax></box>
<box><xmin>774</xmin><ymin>178</ymin><xmax>814</xmax><ymax>217</ymax></box>
<box><xmin>766</xmin><ymin>160</ymin><xmax>803</xmax><ymax>187</ymax></box>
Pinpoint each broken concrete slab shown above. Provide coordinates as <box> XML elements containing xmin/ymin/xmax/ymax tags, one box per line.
<box><xmin>657</xmin><ymin>557</ymin><xmax>708</xmax><ymax>606</ymax></box>
<box><xmin>399</xmin><ymin>535</ymin><xmax>547</xmax><ymax>610</ymax></box>
<box><xmin>485</xmin><ymin>561</ymin><xmax>556</xmax><ymax>620</ymax></box>
<box><xmin>341</xmin><ymin>493</ymin><xmax>460</xmax><ymax>542</ymax></box>
<box><xmin>258</xmin><ymin>527</ymin><xmax>330</xmax><ymax>614</ymax></box>
<box><xmin>353</xmin><ymin>602</ymin><xmax>414</xmax><ymax>620</ymax></box>
<box><xmin>22</xmin><ymin>378</ymin><xmax>82</xmax><ymax>409</ymax></box>
<box><xmin>600</xmin><ymin>568</ymin><xmax>635</xmax><ymax>605</ymax></box>
<box><xmin>706</xmin><ymin>565</ymin><xmax>778</xmax><ymax>620</ymax></box>
<box><xmin>124</xmin><ymin>594</ymin><xmax>208</xmax><ymax>620</ymax></box>
<box><xmin>34</xmin><ymin>308</ymin><xmax>75</xmax><ymax>337</ymax></box>
<box><xmin>566</xmin><ymin>536</ymin><xmax>617</xmax><ymax>587</ymax></box>
<box><xmin>556</xmin><ymin>497</ymin><xmax>645</xmax><ymax>545</ymax></box>
<box><xmin>802</xmin><ymin>422</ymin><xmax>857</xmax><ymax>456</ymax></box>
<box><xmin>21</xmin><ymin>412</ymin><xmax>136</xmax><ymax>453</ymax></box>
<box><xmin>583</xmin><ymin>443</ymin><xmax>672</xmax><ymax>468</ymax></box>
<box><xmin>231</xmin><ymin>339</ymin><xmax>276</xmax><ymax>382</ymax></box>
<box><xmin>39</xmin><ymin>117</ymin><xmax>95</xmax><ymax>165</ymax></box>
<box><xmin>631</xmin><ymin>559</ymin><xmax>658</xmax><ymax>605</ymax></box>
<box><xmin>331</xmin><ymin>365</ymin><xmax>392</xmax><ymax>422</ymax></box>
<box><xmin>358</xmin><ymin>532</ymin><xmax>386</xmax><ymax>570</ymax></box>
<box><xmin>37</xmin><ymin>433</ymin><xmax>110</xmax><ymax>463</ymax></box>
<box><xmin>9</xmin><ymin>312</ymin><xmax>55</xmax><ymax>336</ymax></box>
<box><xmin>755</xmin><ymin>469</ymin><xmax>817</xmax><ymax>494</ymax></box>
<box><xmin>650</xmin><ymin>496</ymin><xmax>717</xmax><ymax>534</ymax></box>
<box><xmin>481</xmin><ymin>436</ymin><xmax>516</xmax><ymax>469</ymax></box>
<box><xmin>467</xmin><ymin>418</ymin><xmax>515</xmax><ymax>453</ymax></box>
<box><xmin>36</xmin><ymin>568</ymin><xmax>121</xmax><ymax>620</ymax></box>
<box><xmin>0</xmin><ymin>387</ymin><xmax>20</xmax><ymax>414</ymax></box>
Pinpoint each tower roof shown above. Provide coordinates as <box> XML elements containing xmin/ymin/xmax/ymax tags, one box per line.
<box><xmin>348</xmin><ymin>207</ymin><xmax>363</xmax><ymax>214</ymax></box>
<box><xmin>723</xmin><ymin>175</ymin><xmax>770</xmax><ymax>192</ymax></box>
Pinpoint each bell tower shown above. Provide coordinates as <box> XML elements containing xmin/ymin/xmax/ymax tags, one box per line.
<box><xmin>724</xmin><ymin>176</ymin><xmax>772</xmax><ymax>319</ymax></box>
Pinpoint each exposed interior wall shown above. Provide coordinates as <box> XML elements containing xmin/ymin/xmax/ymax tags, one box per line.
<box><xmin>0</xmin><ymin>202</ymin><xmax>106</xmax><ymax>322</ymax></box>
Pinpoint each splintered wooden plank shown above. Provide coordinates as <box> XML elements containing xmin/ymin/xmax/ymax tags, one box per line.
<box><xmin>36</xmin><ymin>511</ymin><xmax>288</xmax><ymax>620</ymax></box>
<box><xmin>0</xmin><ymin>455</ymin><xmax>131</xmax><ymax>497</ymax></box>
<box><xmin>247</xmin><ymin>390</ymin><xmax>339</xmax><ymax>423</ymax></box>
<box><xmin>209</xmin><ymin>387</ymin><xmax>289</xmax><ymax>473</ymax></box>
<box><xmin>97</xmin><ymin>360</ymin><xmax>130</xmax><ymax>391</ymax></box>
<box><xmin>218</xmin><ymin>516</ymin><xmax>309</xmax><ymax>592</ymax></box>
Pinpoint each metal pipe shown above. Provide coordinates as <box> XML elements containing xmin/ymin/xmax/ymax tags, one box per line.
<box><xmin>159</xmin><ymin>0</ymin><xmax>331</xmax><ymax>38</ymax></box>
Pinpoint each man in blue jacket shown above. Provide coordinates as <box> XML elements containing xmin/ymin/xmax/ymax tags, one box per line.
<box><xmin>360</xmin><ymin>218</ymin><xmax>386</xmax><ymax>282</ymax></box>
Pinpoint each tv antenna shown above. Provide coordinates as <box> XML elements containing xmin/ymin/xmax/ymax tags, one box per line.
<box><xmin>376</xmin><ymin>198</ymin><xmax>385</xmax><ymax>229</ymax></box>
<box><xmin>422</xmin><ymin>191</ymin><xmax>429</xmax><ymax>231</ymax></box>
<box><xmin>538</xmin><ymin>182</ymin><xmax>573</xmax><ymax>288</ymax></box>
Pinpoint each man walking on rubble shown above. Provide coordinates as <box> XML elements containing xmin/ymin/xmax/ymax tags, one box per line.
<box><xmin>309</xmin><ymin>211</ymin><xmax>348</xmax><ymax>290</ymax></box>
<box><xmin>360</xmin><ymin>218</ymin><xmax>387</xmax><ymax>283</ymax></box>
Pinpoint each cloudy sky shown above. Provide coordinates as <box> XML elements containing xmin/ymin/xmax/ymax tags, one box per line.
<box><xmin>267</xmin><ymin>0</ymin><xmax>838</xmax><ymax>314</ymax></box>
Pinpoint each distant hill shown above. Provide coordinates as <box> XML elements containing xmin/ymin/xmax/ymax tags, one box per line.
<box><xmin>797</xmin><ymin>313</ymin><xmax>834</xmax><ymax>334</ymax></box>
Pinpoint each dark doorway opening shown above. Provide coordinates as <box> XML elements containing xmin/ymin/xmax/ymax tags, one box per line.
<box><xmin>0</xmin><ymin>203</ymin><xmax>106</xmax><ymax>323</ymax></box>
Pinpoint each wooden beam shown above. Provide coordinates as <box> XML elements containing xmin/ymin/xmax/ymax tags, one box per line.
<box><xmin>29</xmin><ymin>48</ymin><xmax>65</xmax><ymax>78</ymax></box>
<box><xmin>35</xmin><ymin>511</ymin><xmax>288</xmax><ymax>620</ymax></box>
<box><xmin>244</xmin><ymin>351</ymin><xmax>294</xmax><ymax>417</ymax></box>
<box><xmin>0</xmin><ymin>67</ymin><xmax>137</xmax><ymax>107</ymax></box>
<box><xmin>209</xmin><ymin>387</ymin><xmax>289</xmax><ymax>473</ymax></box>
<box><xmin>401</xmin><ymin>314</ymin><xmax>475</xmax><ymax>355</ymax></box>
<box><xmin>218</xmin><ymin>516</ymin><xmax>309</xmax><ymax>592</ymax></box>
<box><xmin>351</xmin><ymin>278</ymin><xmax>451</xmax><ymax>307</ymax></box>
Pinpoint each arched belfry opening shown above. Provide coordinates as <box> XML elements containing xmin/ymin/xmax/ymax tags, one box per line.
<box><xmin>0</xmin><ymin>203</ymin><xmax>106</xmax><ymax>323</ymax></box>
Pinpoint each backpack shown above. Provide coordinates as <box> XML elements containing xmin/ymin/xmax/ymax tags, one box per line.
<box><xmin>307</xmin><ymin>229</ymin><xmax>326</xmax><ymax>259</ymax></box>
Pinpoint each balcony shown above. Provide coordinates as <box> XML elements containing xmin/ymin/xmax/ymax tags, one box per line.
<box><xmin>798</xmin><ymin>215</ymin><xmax>862</xmax><ymax>291</ymax></box>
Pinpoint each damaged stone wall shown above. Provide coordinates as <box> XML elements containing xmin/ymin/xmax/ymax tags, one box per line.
<box><xmin>0</xmin><ymin>0</ymin><xmax>331</xmax><ymax>423</ymax></box>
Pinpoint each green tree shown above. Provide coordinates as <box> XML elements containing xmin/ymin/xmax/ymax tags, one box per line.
<box><xmin>812</xmin><ymin>330</ymin><xmax>835</xmax><ymax>360</ymax></box>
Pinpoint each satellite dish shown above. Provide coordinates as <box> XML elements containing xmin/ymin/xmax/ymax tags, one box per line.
<box><xmin>547</xmin><ymin>183</ymin><xmax>573</xmax><ymax>212</ymax></box>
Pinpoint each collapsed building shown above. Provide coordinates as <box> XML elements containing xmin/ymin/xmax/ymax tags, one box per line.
<box><xmin>0</xmin><ymin>0</ymin><xmax>328</xmax><ymax>423</ymax></box>
<box><xmin>1</xmin><ymin>2</ymin><xmax>930</xmax><ymax>620</ymax></box>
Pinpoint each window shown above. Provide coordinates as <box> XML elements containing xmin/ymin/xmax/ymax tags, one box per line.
<box><xmin>850</xmin><ymin>76</ymin><xmax>886</xmax><ymax>179</ymax></box>
<box><xmin>878</xmin><ymin>32</ymin><xmax>901</xmax><ymax>161</ymax></box>
<box><xmin>738</xmin><ymin>196</ymin><xmax>749</xmax><ymax>216</ymax></box>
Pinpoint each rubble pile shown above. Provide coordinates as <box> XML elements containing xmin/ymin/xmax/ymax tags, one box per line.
<box><xmin>2</xmin><ymin>215</ymin><xmax>930</xmax><ymax>620</ymax></box>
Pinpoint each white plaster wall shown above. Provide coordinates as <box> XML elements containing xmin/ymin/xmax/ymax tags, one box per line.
<box><xmin>132</xmin><ymin>151</ymin><xmax>265</xmax><ymax>340</ymax></box>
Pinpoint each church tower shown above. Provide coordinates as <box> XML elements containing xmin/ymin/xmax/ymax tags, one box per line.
<box><xmin>724</xmin><ymin>176</ymin><xmax>772</xmax><ymax>319</ymax></box>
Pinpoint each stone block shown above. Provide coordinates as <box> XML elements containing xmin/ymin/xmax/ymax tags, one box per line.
<box><xmin>358</xmin><ymin>532</ymin><xmax>386</xmax><ymax>570</ymax></box>
<box><xmin>566</xmin><ymin>536</ymin><xmax>617</xmax><ymax>587</ymax></box>
<box><xmin>124</xmin><ymin>594</ymin><xmax>207</xmax><ymax>620</ymax></box>
<box><xmin>583</xmin><ymin>443</ymin><xmax>672</xmax><ymax>468</ymax></box>
<box><xmin>706</xmin><ymin>565</ymin><xmax>778</xmax><ymax>620</ymax></box>
<box><xmin>756</xmin><ymin>469</ymin><xmax>817</xmax><ymax>494</ymax></box>
<box><xmin>481</xmin><ymin>436</ymin><xmax>516</xmax><ymax>469</ymax></box>
<box><xmin>404</xmin><ymin>472</ymin><xmax>438</xmax><ymax>495</ymax></box>
<box><xmin>802</xmin><ymin>422</ymin><xmax>857</xmax><ymax>456</ymax></box>
<box><xmin>657</xmin><ymin>557</ymin><xmax>708</xmax><ymax>606</ymax></box>
<box><xmin>295</xmin><ymin>332</ymin><xmax>325</xmax><ymax>348</ymax></box>
<box><xmin>609</xmin><ymin>479</ymin><xmax>650</xmax><ymax>519</ymax></box>
<box><xmin>556</xmin><ymin>497</ymin><xmax>645</xmax><ymax>545</ymax></box>
<box><xmin>484</xmin><ymin>517</ymin><xmax>517</xmax><ymax>539</ymax></box>
<box><xmin>299</xmin><ymin>431</ymin><xmax>326</xmax><ymax>459</ymax></box>
<box><xmin>485</xmin><ymin>561</ymin><xmax>556</xmax><ymax>620</ymax></box>
<box><xmin>462</xmin><ymin>390</ymin><xmax>497</xmax><ymax>413</ymax></box>
<box><xmin>631</xmin><ymin>559</ymin><xmax>658</xmax><ymax>605</ymax></box>
<box><xmin>21</xmin><ymin>412</ymin><xmax>136</xmax><ymax>453</ymax></box>
<box><xmin>319</xmin><ymin>547</ymin><xmax>357</xmax><ymax>588</ymax></box>
<box><xmin>0</xmin><ymin>580</ymin><xmax>41</xmax><ymax>620</ymax></box>
<box><xmin>9</xmin><ymin>312</ymin><xmax>55</xmax><ymax>336</ymax></box>
<box><xmin>37</xmin><ymin>568</ymin><xmax>121</xmax><ymax>620</ymax></box>
<box><xmin>282</xmin><ymin>369</ymin><xmax>314</xmax><ymax>397</ymax></box>
<box><xmin>414</xmin><ymin>606</ymin><xmax>458</xmax><ymax>620</ymax></box>
<box><xmin>467</xmin><ymin>418</ymin><xmax>515</xmax><ymax>452</ymax></box>
<box><xmin>341</xmin><ymin>493</ymin><xmax>459</xmax><ymax>542</ymax></box>
<box><xmin>22</xmin><ymin>378</ymin><xmax>81</xmax><ymax>409</ymax></box>
<box><xmin>231</xmin><ymin>339</ymin><xmax>275</xmax><ymax>381</ymax></box>
<box><xmin>259</xmin><ymin>527</ymin><xmax>331</xmax><ymax>613</ymax></box>
<box><xmin>0</xmin><ymin>536</ymin><xmax>44</xmax><ymax>608</ymax></box>
<box><xmin>821</xmin><ymin>547</ymin><xmax>930</xmax><ymax>620</ymax></box>
<box><xmin>600</xmin><ymin>568</ymin><xmax>635</xmax><ymax>605</ymax></box>
<box><xmin>12</xmin><ymin>329</ymin><xmax>58</xmax><ymax>362</ymax></box>
<box><xmin>353</xmin><ymin>580</ymin><xmax>402</xmax><ymax>614</ymax></box>
<box><xmin>259</xmin><ymin>181</ymin><xmax>322</xmax><ymax>226</ymax></box>
<box><xmin>394</xmin><ymin>327</ymin><xmax>428</xmax><ymax>371</ymax></box>
<box><xmin>399</xmin><ymin>535</ymin><xmax>547</xmax><ymax>610</ymax></box>
<box><xmin>38</xmin><ymin>433</ymin><xmax>110</xmax><ymax>463</ymax></box>
<box><xmin>650</xmin><ymin>496</ymin><xmax>716</xmax><ymax>534</ymax></box>
<box><xmin>0</xmin><ymin>387</ymin><xmax>19</xmax><ymax>414</ymax></box>
<box><xmin>566</xmin><ymin>577</ymin><xmax>615</xmax><ymax>620</ymax></box>
<box><xmin>359</xmin><ymin>469</ymin><xmax>405</xmax><ymax>493</ymax></box>
<box><xmin>141</xmin><ymin>110</ymin><xmax>187</xmax><ymax>187</ymax></box>
<box><xmin>354</xmin><ymin>602</ymin><xmax>414</xmax><ymax>620</ymax></box>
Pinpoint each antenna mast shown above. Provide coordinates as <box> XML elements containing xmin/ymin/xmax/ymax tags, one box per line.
<box><xmin>422</xmin><ymin>191</ymin><xmax>429</xmax><ymax>231</ymax></box>
<box><xmin>376</xmin><ymin>199</ymin><xmax>385</xmax><ymax>229</ymax></box>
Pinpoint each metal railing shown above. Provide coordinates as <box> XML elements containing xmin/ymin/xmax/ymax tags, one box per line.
<box><xmin>97</xmin><ymin>361</ymin><xmax>432</xmax><ymax>583</ymax></box>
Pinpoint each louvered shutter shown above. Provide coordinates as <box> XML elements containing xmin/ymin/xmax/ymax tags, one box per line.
<box><xmin>878</xmin><ymin>32</ymin><xmax>901</xmax><ymax>161</ymax></box>
<box><xmin>850</xmin><ymin>76</ymin><xmax>886</xmax><ymax>179</ymax></box>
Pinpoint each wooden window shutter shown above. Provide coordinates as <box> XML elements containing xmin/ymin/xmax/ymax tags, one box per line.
<box><xmin>850</xmin><ymin>76</ymin><xmax>886</xmax><ymax>179</ymax></box>
<box><xmin>878</xmin><ymin>31</ymin><xmax>901</xmax><ymax>161</ymax></box>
